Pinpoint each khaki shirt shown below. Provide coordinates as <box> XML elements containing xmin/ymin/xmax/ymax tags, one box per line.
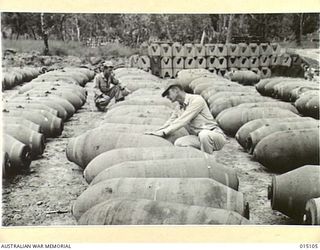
<box><xmin>94</xmin><ymin>72</ymin><xmax>120</xmax><ymax>95</ymax></box>
<box><xmin>160</xmin><ymin>93</ymin><xmax>223</xmax><ymax>136</ymax></box>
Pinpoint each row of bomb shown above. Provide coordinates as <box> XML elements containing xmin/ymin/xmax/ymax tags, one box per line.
<box><xmin>66</xmin><ymin>68</ymin><xmax>251</xmax><ymax>225</ymax></box>
<box><xmin>2</xmin><ymin>67</ymin><xmax>46</xmax><ymax>90</ymax></box>
<box><xmin>66</xmin><ymin>68</ymin><xmax>320</xmax><ymax>225</ymax></box>
<box><xmin>255</xmin><ymin>77</ymin><xmax>319</xmax><ymax>119</ymax></box>
<box><xmin>177</xmin><ymin>69</ymin><xmax>320</xmax><ymax>224</ymax></box>
<box><xmin>2</xmin><ymin>67</ymin><xmax>95</xmax><ymax>178</ymax></box>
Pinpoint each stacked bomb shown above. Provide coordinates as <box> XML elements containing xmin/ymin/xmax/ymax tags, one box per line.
<box><xmin>192</xmin><ymin>75</ymin><xmax>318</xmax><ymax>173</ymax></box>
<box><xmin>294</xmin><ymin>90</ymin><xmax>319</xmax><ymax>119</ymax></box>
<box><xmin>224</xmin><ymin>70</ymin><xmax>260</xmax><ymax>86</ymax></box>
<box><xmin>235</xmin><ymin>117</ymin><xmax>319</xmax><ymax>172</ymax></box>
<box><xmin>2</xmin><ymin>67</ymin><xmax>46</xmax><ymax>90</ymax></box>
<box><xmin>187</xmin><ymin>74</ymin><xmax>299</xmax><ymax>132</ymax></box>
<box><xmin>256</xmin><ymin>77</ymin><xmax>319</xmax><ymax>119</ymax></box>
<box><xmin>304</xmin><ymin>197</ymin><xmax>320</xmax><ymax>225</ymax></box>
<box><xmin>211</xmin><ymin>76</ymin><xmax>320</xmax><ymax>172</ymax></box>
<box><xmin>2</xmin><ymin>67</ymin><xmax>94</xmax><ymax>178</ymax></box>
<box><xmin>113</xmin><ymin>67</ymin><xmax>166</xmax><ymax>92</ymax></box>
<box><xmin>268</xmin><ymin>165</ymin><xmax>320</xmax><ymax>224</ymax></box>
<box><xmin>66</xmin><ymin>68</ymin><xmax>184</xmax><ymax>169</ymax></box>
<box><xmin>175</xmin><ymin>68</ymin><xmax>216</xmax><ymax>92</ymax></box>
<box><xmin>182</xmin><ymin>69</ymin><xmax>319</xmax><ymax>224</ymax></box>
<box><xmin>67</xmin><ymin>68</ymin><xmax>250</xmax><ymax>225</ymax></box>
<box><xmin>131</xmin><ymin>42</ymin><xmax>291</xmax><ymax>79</ymax></box>
<box><xmin>184</xmin><ymin>71</ymin><xmax>319</xmax><ymax>175</ymax></box>
<box><xmin>234</xmin><ymin>71</ymin><xmax>320</xmax><ymax>225</ymax></box>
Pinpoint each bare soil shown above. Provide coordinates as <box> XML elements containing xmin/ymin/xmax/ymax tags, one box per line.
<box><xmin>2</xmin><ymin>71</ymin><xmax>296</xmax><ymax>226</ymax></box>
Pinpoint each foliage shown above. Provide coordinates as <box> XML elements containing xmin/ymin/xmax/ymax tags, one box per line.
<box><xmin>1</xmin><ymin>39</ymin><xmax>138</xmax><ymax>57</ymax></box>
<box><xmin>1</xmin><ymin>13</ymin><xmax>319</xmax><ymax>48</ymax></box>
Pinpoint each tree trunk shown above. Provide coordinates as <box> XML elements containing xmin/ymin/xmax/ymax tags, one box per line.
<box><xmin>70</xmin><ymin>26</ymin><xmax>75</xmax><ymax>41</ymax></box>
<box><xmin>30</xmin><ymin>27</ymin><xmax>37</xmax><ymax>40</ymax></box>
<box><xmin>298</xmin><ymin>13</ymin><xmax>304</xmax><ymax>46</ymax></box>
<box><xmin>59</xmin><ymin>15</ymin><xmax>66</xmax><ymax>41</ymax></box>
<box><xmin>262</xmin><ymin>14</ymin><xmax>267</xmax><ymax>39</ymax></box>
<box><xmin>223</xmin><ymin>15</ymin><xmax>228</xmax><ymax>29</ymax></box>
<box><xmin>226</xmin><ymin>14</ymin><xmax>234</xmax><ymax>43</ymax></box>
<box><xmin>200</xmin><ymin>30</ymin><xmax>206</xmax><ymax>45</ymax></box>
<box><xmin>160</xmin><ymin>14</ymin><xmax>172</xmax><ymax>41</ymax></box>
<box><xmin>218</xmin><ymin>14</ymin><xmax>223</xmax><ymax>32</ymax></box>
<box><xmin>239</xmin><ymin>14</ymin><xmax>245</xmax><ymax>33</ymax></box>
<box><xmin>75</xmin><ymin>15</ymin><xmax>81</xmax><ymax>42</ymax></box>
<box><xmin>166</xmin><ymin>24</ymin><xmax>173</xmax><ymax>41</ymax></box>
<box><xmin>209</xmin><ymin>14</ymin><xmax>218</xmax><ymax>32</ymax></box>
<box><xmin>40</xmin><ymin>13</ymin><xmax>49</xmax><ymax>55</ymax></box>
<box><xmin>64</xmin><ymin>22</ymin><xmax>67</xmax><ymax>41</ymax></box>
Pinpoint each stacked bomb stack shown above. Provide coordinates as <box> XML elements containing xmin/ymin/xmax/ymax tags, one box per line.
<box><xmin>182</xmin><ymin>69</ymin><xmax>320</xmax><ymax>225</ymax></box>
<box><xmin>66</xmin><ymin>67</ymin><xmax>251</xmax><ymax>225</ymax></box>
<box><xmin>130</xmin><ymin>42</ymin><xmax>294</xmax><ymax>79</ymax></box>
<box><xmin>182</xmin><ymin>71</ymin><xmax>319</xmax><ymax>177</ymax></box>
<box><xmin>2</xmin><ymin>67</ymin><xmax>46</xmax><ymax>90</ymax></box>
<box><xmin>234</xmin><ymin>115</ymin><xmax>319</xmax><ymax>174</ymax></box>
<box><xmin>2</xmin><ymin>67</ymin><xmax>94</xmax><ymax>178</ymax></box>
<box><xmin>255</xmin><ymin>77</ymin><xmax>320</xmax><ymax>119</ymax></box>
<box><xmin>268</xmin><ymin>165</ymin><xmax>320</xmax><ymax>225</ymax></box>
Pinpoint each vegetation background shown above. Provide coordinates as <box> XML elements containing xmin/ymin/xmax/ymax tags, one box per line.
<box><xmin>1</xmin><ymin>13</ymin><xmax>319</xmax><ymax>57</ymax></box>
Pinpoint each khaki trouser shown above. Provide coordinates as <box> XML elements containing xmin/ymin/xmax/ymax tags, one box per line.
<box><xmin>94</xmin><ymin>85</ymin><xmax>124</xmax><ymax>111</ymax></box>
<box><xmin>174</xmin><ymin>129</ymin><xmax>227</xmax><ymax>154</ymax></box>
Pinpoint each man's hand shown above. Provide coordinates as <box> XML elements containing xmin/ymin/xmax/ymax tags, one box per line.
<box><xmin>121</xmin><ymin>87</ymin><xmax>131</xmax><ymax>97</ymax></box>
<box><xmin>144</xmin><ymin>130</ymin><xmax>165</xmax><ymax>137</ymax></box>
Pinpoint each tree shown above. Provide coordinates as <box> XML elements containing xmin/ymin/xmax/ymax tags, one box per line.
<box><xmin>292</xmin><ymin>13</ymin><xmax>304</xmax><ymax>46</ymax></box>
<box><xmin>1</xmin><ymin>13</ymin><xmax>319</xmax><ymax>47</ymax></box>
<box><xmin>226</xmin><ymin>14</ymin><xmax>234</xmax><ymax>43</ymax></box>
<box><xmin>74</xmin><ymin>15</ymin><xmax>81</xmax><ymax>42</ymax></box>
<box><xmin>40</xmin><ymin>13</ymin><xmax>49</xmax><ymax>54</ymax></box>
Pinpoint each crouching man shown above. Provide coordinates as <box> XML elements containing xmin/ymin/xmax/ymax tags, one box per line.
<box><xmin>145</xmin><ymin>84</ymin><xmax>227</xmax><ymax>154</ymax></box>
<box><xmin>94</xmin><ymin>61</ymin><xmax>130</xmax><ymax>111</ymax></box>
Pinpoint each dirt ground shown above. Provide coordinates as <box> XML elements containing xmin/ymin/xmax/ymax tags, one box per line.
<box><xmin>1</xmin><ymin>74</ymin><xmax>296</xmax><ymax>226</ymax></box>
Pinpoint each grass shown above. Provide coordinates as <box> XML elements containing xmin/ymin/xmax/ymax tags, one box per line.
<box><xmin>2</xmin><ymin>38</ymin><xmax>317</xmax><ymax>60</ymax></box>
<box><xmin>1</xmin><ymin>39</ymin><xmax>138</xmax><ymax>58</ymax></box>
<box><xmin>278</xmin><ymin>33</ymin><xmax>319</xmax><ymax>49</ymax></box>
<box><xmin>279</xmin><ymin>40</ymin><xmax>319</xmax><ymax>50</ymax></box>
